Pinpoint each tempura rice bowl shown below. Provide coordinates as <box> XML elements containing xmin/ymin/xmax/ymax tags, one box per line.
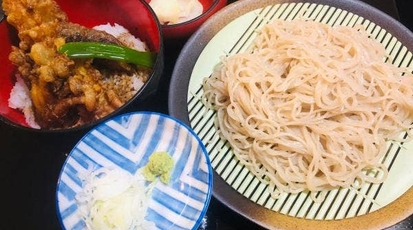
<box><xmin>0</xmin><ymin>0</ymin><xmax>164</xmax><ymax>132</ymax></box>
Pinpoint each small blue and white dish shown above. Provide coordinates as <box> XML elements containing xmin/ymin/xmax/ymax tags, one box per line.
<box><xmin>56</xmin><ymin>112</ymin><xmax>213</xmax><ymax>230</ymax></box>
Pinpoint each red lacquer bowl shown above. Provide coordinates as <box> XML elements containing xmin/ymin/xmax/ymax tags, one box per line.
<box><xmin>0</xmin><ymin>0</ymin><xmax>163</xmax><ymax>133</ymax></box>
<box><xmin>146</xmin><ymin>0</ymin><xmax>228</xmax><ymax>39</ymax></box>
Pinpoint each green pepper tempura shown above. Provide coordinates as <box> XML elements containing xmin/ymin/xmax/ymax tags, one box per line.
<box><xmin>59</xmin><ymin>42</ymin><xmax>156</xmax><ymax>68</ymax></box>
<box><xmin>142</xmin><ymin>151</ymin><xmax>174</xmax><ymax>184</ymax></box>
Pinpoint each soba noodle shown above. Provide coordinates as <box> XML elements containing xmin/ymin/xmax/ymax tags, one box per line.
<box><xmin>202</xmin><ymin>19</ymin><xmax>413</xmax><ymax>201</ymax></box>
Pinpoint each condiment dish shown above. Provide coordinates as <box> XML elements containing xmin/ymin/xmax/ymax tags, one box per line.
<box><xmin>56</xmin><ymin>112</ymin><xmax>213</xmax><ymax>230</ymax></box>
<box><xmin>146</xmin><ymin>0</ymin><xmax>228</xmax><ymax>39</ymax></box>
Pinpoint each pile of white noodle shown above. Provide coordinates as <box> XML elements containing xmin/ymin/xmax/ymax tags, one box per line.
<box><xmin>202</xmin><ymin>19</ymin><xmax>413</xmax><ymax>201</ymax></box>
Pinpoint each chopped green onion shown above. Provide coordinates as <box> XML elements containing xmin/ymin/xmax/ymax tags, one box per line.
<box><xmin>58</xmin><ymin>42</ymin><xmax>156</xmax><ymax>68</ymax></box>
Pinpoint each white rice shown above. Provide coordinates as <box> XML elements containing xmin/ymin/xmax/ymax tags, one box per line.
<box><xmin>93</xmin><ymin>23</ymin><xmax>148</xmax><ymax>52</ymax></box>
<box><xmin>94</xmin><ymin>23</ymin><xmax>148</xmax><ymax>93</ymax></box>
<box><xmin>8</xmin><ymin>75</ymin><xmax>41</xmax><ymax>129</ymax></box>
<box><xmin>132</xmin><ymin>76</ymin><xmax>145</xmax><ymax>91</ymax></box>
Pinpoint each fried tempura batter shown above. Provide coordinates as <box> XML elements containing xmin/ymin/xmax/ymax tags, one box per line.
<box><xmin>2</xmin><ymin>0</ymin><xmax>149</xmax><ymax>129</ymax></box>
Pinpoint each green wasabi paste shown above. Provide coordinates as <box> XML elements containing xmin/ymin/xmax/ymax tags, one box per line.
<box><xmin>142</xmin><ymin>151</ymin><xmax>174</xmax><ymax>184</ymax></box>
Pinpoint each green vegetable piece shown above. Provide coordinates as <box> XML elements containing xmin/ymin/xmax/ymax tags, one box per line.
<box><xmin>58</xmin><ymin>42</ymin><xmax>156</xmax><ymax>68</ymax></box>
<box><xmin>142</xmin><ymin>151</ymin><xmax>174</xmax><ymax>184</ymax></box>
